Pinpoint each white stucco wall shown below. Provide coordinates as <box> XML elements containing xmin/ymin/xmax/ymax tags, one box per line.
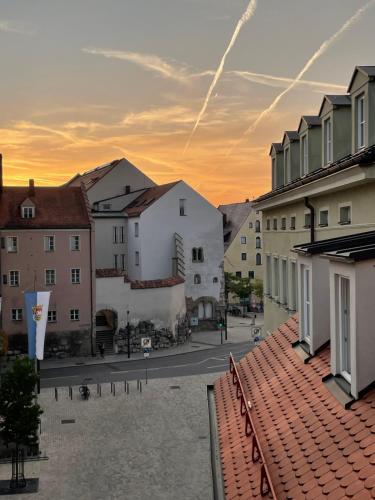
<box><xmin>94</xmin><ymin>216</ymin><xmax>127</xmax><ymax>270</ymax></box>
<box><xmin>135</xmin><ymin>181</ymin><xmax>224</xmax><ymax>302</ymax></box>
<box><xmin>96</xmin><ymin>277</ymin><xmax>186</xmax><ymax>332</ymax></box>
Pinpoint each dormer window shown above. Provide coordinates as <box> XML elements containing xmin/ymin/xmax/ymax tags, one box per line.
<box><xmin>356</xmin><ymin>94</ymin><xmax>365</xmax><ymax>150</ymax></box>
<box><xmin>284</xmin><ymin>147</ymin><xmax>291</xmax><ymax>183</ymax></box>
<box><xmin>323</xmin><ymin>117</ymin><xmax>332</xmax><ymax>165</ymax></box>
<box><xmin>22</xmin><ymin>206</ymin><xmax>35</xmax><ymax>218</ymax></box>
<box><xmin>271</xmin><ymin>157</ymin><xmax>276</xmax><ymax>189</ymax></box>
<box><xmin>301</xmin><ymin>134</ymin><xmax>308</xmax><ymax>176</ymax></box>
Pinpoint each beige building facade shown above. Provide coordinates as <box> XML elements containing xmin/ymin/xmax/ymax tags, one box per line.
<box><xmin>254</xmin><ymin>66</ymin><xmax>375</xmax><ymax>334</ymax></box>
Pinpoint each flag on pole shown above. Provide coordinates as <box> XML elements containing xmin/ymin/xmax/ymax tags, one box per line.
<box><xmin>25</xmin><ymin>291</ymin><xmax>51</xmax><ymax>360</ymax></box>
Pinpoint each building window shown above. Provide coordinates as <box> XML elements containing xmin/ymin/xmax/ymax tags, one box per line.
<box><xmin>125</xmin><ymin>185</ymin><xmax>131</xmax><ymax>194</ymax></box>
<box><xmin>113</xmin><ymin>226</ymin><xmax>118</xmax><ymax>244</ymax></box>
<box><xmin>48</xmin><ymin>310</ymin><xmax>57</xmax><ymax>323</ymax></box>
<box><xmin>119</xmin><ymin>226</ymin><xmax>124</xmax><ymax>243</ymax></box>
<box><xmin>304</xmin><ymin>213</ymin><xmax>311</xmax><ymax>229</ymax></box>
<box><xmin>113</xmin><ymin>254</ymin><xmax>118</xmax><ymax>269</ymax></box>
<box><xmin>339</xmin><ymin>205</ymin><xmax>351</xmax><ymax>225</ymax></box>
<box><xmin>179</xmin><ymin>199</ymin><xmax>186</xmax><ymax>216</ymax></box>
<box><xmin>11</xmin><ymin>309</ymin><xmax>23</xmax><ymax>321</ymax></box>
<box><xmin>273</xmin><ymin>218</ymin><xmax>278</xmax><ymax>231</ymax></box>
<box><xmin>9</xmin><ymin>270</ymin><xmax>20</xmax><ymax>287</ymax></box>
<box><xmin>273</xmin><ymin>257</ymin><xmax>279</xmax><ymax>298</ymax></box>
<box><xmin>44</xmin><ymin>235</ymin><xmax>55</xmax><ymax>252</ymax></box>
<box><xmin>249</xmin><ymin>222</ymin><xmax>253</xmax><ymax>229</ymax></box>
<box><xmin>70</xmin><ymin>309</ymin><xmax>80</xmax><ymax>321</ymax></box>
<box><xmin>300</xmin><ymin>264</ymin><xmax>311</xmax><ymax>343</ymax></box>
<box><xmin>45</xmin><ymin>269</ymin><xmax>56</xmax><ymax>285</ymax></box>
<box><xmin>135</xmin><ymin>251</ymin><xmax>140</xmax><ymax>266</ymax></box>
<box><xmin>194</xmin><ymin>274</ymin><xmax>201</xmax><ymax>284</ymax></box>
<box><xmin>192</xmin><ymin>247</ymin><xmax>204</xmax><ymax>262</ymax></box>
<box><xmin>319</xmin><ymin>209</ymin><xmax>329</xmax><ymax>227</ymax></box>
<box><xmin>70</xmin><ymin>235</ymin><xmax>80</xmax><ymax>251</ymax></box>
<box><xmin>356</xmin><ymin>93</ymin><xmax>365</xmax><ymax>150</ymax></box>
<box><xmin>335</xmin><ymin>275</ymin><xmax>351</xmax><ymax>382</ymax></box>
<box><xmin>281</xmin><ymin>259</ymin><xmax>288</xmax><ymax>306</ymax></box>
<box><xmin>256</xmin><ymin>253</ymin><xmax>262</xmax><ymax>266</ymax></box>
<box><xmin>240</xmin><ymin>236</ymin><xmax>247</xmax><ymax>244</ymax></box>
<box><xmin>324</xmin><ymin>117</ymin><xmax>332</xmax><ymax>165</ymax></box>
<box><xmin>290</xmin><ymin>261</ymin><xmax>297</xmax><ymax>310</ymax></box>
<box><xmin>266</xmin><ymin>219</ymin><xmax>270</xmax><ymax>231</ymax></box>
<box><xmin>256</xmin><ymin>237</ymin><xmax>261</xmax><ymax>249</ymax></box>
<box><xmin>284</xmin><ymin>147</ymin><xmax>290</xmax><ymax>184</ymax></box>
<box><xmin>301</xmin><ymin>134</ymin><xmax>308</xmax><ymax>176</ymax></box>
<box><xmin>241</xmin><ymin>253</ymin><xmax>247</xmax><ymax>261</ymax></box>
<box><xmin>272</xmin><ymin>157</ymin><xmax>276</xmax><ymax>189</ymax></box>
<box><xmin>281</xmin><ymin>217</ymin><xmax>286</xmax><ymax>230</ymax></box>
<box><xmin>236</xmin><ymin>271</ymin><xmax>242</xmax><ymax>278</ymax></box>
<box><xmin>71</xmin><ymin>268</ymin><xmax>81</xmax><ymax>284</ymax></box>
<box><xmin>7</xmin><ymin>236</ymin><xmax>18</xmax><ymax>253</ymax></box>
<box><xmin>121</xmin><ymin>254</ymin><xmax>126</xmax><ymax>271</ymax></box>
<box><xmin>255</xmin><ymin>220</ymin><xmax>261</xmax><ymax>233</ymax></box>
<box><xmin>290</xmin><ymin>216</ymin><xmax>296</xmax><ymax>230</ymax></box>
<box><xmin>266</xmin><ymin>255</ymin><xmax>272</xmax><ymax>296</ymax></box>
<box><xmin>22</xmin><ymin>206</ymin><xmax>35</xmax><ymax>219</ymax></box>
<box><xmin>248</xmin><ymin>271</ymin><xmax>255</xmax><ymax>279</ymax></box>
<box><xmin>134</xmin><ymin>222</ymin><xmax>139</xmax><ymax>237</ymax></box>
<box><xmin>213</xmin><ymin>277</ymin><xmax>218</xmax><ymax>283</ymax></box>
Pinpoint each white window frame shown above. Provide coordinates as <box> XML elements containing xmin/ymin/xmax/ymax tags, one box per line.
<box><xmin>289</xmin><ymin>260</ymin><xmax>297</xmax><ymax>311</ymax></box>
<box><xmin>44</xmin><ymin>235</ymin><xmax>55</xmax><ymax>252</ymax></box>
<box><xmin>135</xmin><ymin>251</ymin><xmax>140</xmax><ymax>266</ymax></box>
<box><xmin>113</xmin><ymin>226</ymin><xmax>118</xmax><ymax>244</ymax></box>
<box><xmin>301</xmin><ymin>133</ymin><xmax>308</xmax><ymax>176</ymax></box>
<box><xmin>70</xmin><ymin>309</ymin><xmax>80</xmax><ymax>321</ymax></box>
<box><xmin>240</xmin><ymin>236</ymin><xmax>247</xmax><ymax>244</ymax></box>
<box><xmin>273</xmin><ymin>256</ymin><xmax>280</xmax><ymax>300</ymax></box>
<box><xmin>300</xmin><ymin>263</ymin><xmax>312</xmax><ymax>344</ymax></box>
<box><xmin>7</xmin><ymin>236</ymin><xmax>18</xmax><ymax>253</ymax></box>
<box><xmin>121</xmin><ymin>254</ymin><xmax>126</xmax><ymax>271</ymax></box>
<box><xmin>9</xmin><ymin>270</ymin><xmax>20</xmax><ymax>287</ymax></box>
<box><xmin>113</xmin><ymin>254</ymin><xmax>118</xmax><ymax>269</ymax></box>
<box><xmin>324</xmin><ymin>117</ymin><xmax>333</xmax><ymax>165</ymax></box>
<box><xmin>70</xmin><ymin>235</ymin><xmax>80</xmax><ymax>251</ymax></box>
<box><xmin>335</xmin><ymin>274</ymin><xmax>352</xmax><ymax>383</ymax></box>
<box><xmin>304</xmin><ymin>210</ymin><xmax>312</xmax><ymax>229</ymax></box>
<box><xmin>281</xmin><ymin>258</ymin><xmax>288</xmax><ymax>306</ymax></box>
<box><xmin>21</xmin><ymin>206</ymin><xmax>35</xmax><ymax>219</ymax></box>
<box><xmin>11</xmin><ymin>308</ymin><xmax>23</xmax><ymax>321</ymax></box>
<box><xmin>356</xmin><ymin>93</ymin><xmax>365</xmax><ymax>151</ymax></box>
<box><xmin>71</xmin><ymin>268</ymin><xmax>81</xmax><ymax>284</ymax></box>
<box><xmin>290</xmin><ymin>214</ymin><xmax>296</xmax><ymax>230</ymax></box>
<box><xmin>319</xmin><ymin>207</ymin><xmax>329</xmax><ymax>227</ymax></box>
<box><xmin>45</xmin><ymin>268</ymin><xmax>56</xmax><ymax>286</ymax></box>
<box><xmin>284</xmin><ymin>147</ymin><xmax>291</xmax><ymax>184</ymax></box>
<box><xmin>266</xmin><ymin>254</ymin><xmax>272</xmax><ymax>296</ymax></box>
<box><xmin>48</xmin><ymin>310</ymin><xmax>57</xmax><ymax>323</ymax></box>
<box><xmin>338</xmin><ymin>202</ymin><xmax>352</xmax><ymax>225</ymax></box>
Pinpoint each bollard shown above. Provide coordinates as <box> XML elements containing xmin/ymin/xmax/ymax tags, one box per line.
<box><xmin>69</xmin><ymin>386</ymin><xmax>72</xmax><ymax>400</ymax></box>
<box><xmin>137</xmin><ymin>380</ymin><xmax>139</xmax><ymax>391</ymax></box>
<box><xmin>113</xmin><ymin>383</ymin><xmax>116</xmax><ymax>396</ymax></box>
<box><xmin>54</xmin><ymin>387</ymin><xmax>58</xmax><ymax>401</ymax></box>
<box><xmin>127</xmin><ymin>382</ymin><xmax>129</xmax><ymax>395</ymax></box>
<box><xmin>140</xmin><ymin>381</ymin><xmax>142</xmax><ymax>393</ymax></box>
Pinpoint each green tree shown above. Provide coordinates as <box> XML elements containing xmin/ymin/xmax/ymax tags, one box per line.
<box><xmin>225</xmin><ymin>272</ymin><xmax>252</xmax><ymax>302</ymax></box>
<box><xmin>252</xmin><ymin>279</ymin><xmax>264</xmax><ymax>300</ymax></box>
<box><xmin>0</xmin><ymin>357</ymin><xmax>42</xmax><ymax>450</ymax></box>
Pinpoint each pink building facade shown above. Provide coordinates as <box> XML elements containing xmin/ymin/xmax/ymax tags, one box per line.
<box><xmin>0</xmin><ymin>164</ymin><xmax>95</xmax><ymax>356</ymax></box>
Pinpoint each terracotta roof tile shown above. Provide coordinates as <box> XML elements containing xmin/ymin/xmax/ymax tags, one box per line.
<box><xmin>124</xmin><ymin>181</ymin><xmax>179</xmax><ymax>217</ymax></box>
<box><xmin>130</xmin><ymin>276</ymin><xmax>184</xmax><ymax>289</ymax></box>
<box><xmin>214</xmin><ymin>315</ymin><xmax>375</xmax><ymax>499</ymax></box>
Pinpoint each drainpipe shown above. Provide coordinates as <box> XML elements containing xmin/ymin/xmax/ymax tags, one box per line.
<box><xmin>304</xmin><ymin>196</ymin><xmax>315</xmax><ymax>244</ymax></box>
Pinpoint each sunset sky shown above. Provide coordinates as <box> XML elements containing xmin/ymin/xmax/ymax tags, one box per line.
<box><xmin>1</xmin><ymin>0</ymin><xmax>375</xmax><ymax>205</ymax></box>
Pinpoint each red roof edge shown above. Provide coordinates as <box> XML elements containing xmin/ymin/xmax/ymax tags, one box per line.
<box><xmin>130</xmin><ymin>276</ymin><xmax>184</xmax><ymax>289</ymax></box>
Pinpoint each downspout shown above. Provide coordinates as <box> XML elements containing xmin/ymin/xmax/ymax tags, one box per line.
<box><xmin>304</xmin><ymin>196</ymin><xmax>315</xmax><ymax>244</ymax></box>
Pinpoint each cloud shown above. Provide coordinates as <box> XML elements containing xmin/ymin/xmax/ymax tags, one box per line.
<box><xmin>122</xmin><ymin>106</ymin><xmax>196</xmax><ymax>127</ymax></box>
<box><xmin>183</xmin><ymin>0</ymin><xmax>258</xmax><ymax>154</ymax></box>
<box><xmin>229</xmin><ymin>70</ymin><xmax>346</xmax><ymax>93</ymax></box>
<box><xmin>0</xmin><ymin>20</ymin><xmax>36</xmax><ymax>35</ymax></box>
<box><xmin>230</xmin><ymin>0</ymin><xmax>375</xmax><ymax>154</ymax></box>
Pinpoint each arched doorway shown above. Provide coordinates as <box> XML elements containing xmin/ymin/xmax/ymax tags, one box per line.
<box><xmin>95</xmin><ymin>309</ymin><xmax>118</xmax><ymax>354</ymax></box>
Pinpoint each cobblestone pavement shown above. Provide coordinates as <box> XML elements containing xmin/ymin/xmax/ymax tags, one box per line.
<box><xmin>0</xmin><ymin>373</ymin><xmax>221</xmax><ymax>500</ymax></box>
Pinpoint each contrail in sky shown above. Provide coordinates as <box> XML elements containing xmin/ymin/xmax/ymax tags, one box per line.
<box><xmin>228</xmin><ymin>0</ymin><xmax>375</xmax><ymax>155</ymax></box>
<box><xmin>183</xmin><ymin>0</ymin><xmax>257</xmax><ymax>154</ymax></box>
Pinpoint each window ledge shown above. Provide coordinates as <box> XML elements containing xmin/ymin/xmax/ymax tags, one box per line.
<box><xmin>338</xmin><ymin>221</ymin><xmax>351</xmax><ymax>225</ymax></box>
<box><xmin>318</xmin><ymin>223</ymin><xmax>328</xmax><ymax>227</ymax></box>
<box><xmin>290</xmin><ymin>227</ymin><xmax>295</xmax><ymax>231</ymax></box>
<box><xmin>303</xmin><ymin>225</ymin><xmax>311</xmax><ymax>229</ymax></box>
<box><xmin>322</xmin><ymin>373</ymin><xmax>355</xmax><ymax>408</ymax></box>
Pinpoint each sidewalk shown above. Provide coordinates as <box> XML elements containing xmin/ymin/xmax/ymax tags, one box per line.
<box><xmin>40</xmin><ymin>314</ymin><xmax>264</xmax><ymax>370</ymax></box>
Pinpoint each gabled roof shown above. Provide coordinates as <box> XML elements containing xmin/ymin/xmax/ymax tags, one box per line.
<box><xmin>0</xmin><ymin>186</ymin><xmax>91</xmax><ymax>229</ymax></box>
<box><xmin>66</xmin><ymin>159</ymin><xmax>122</xmax><ymax>190</ymax></box>
<box><xmin>319</xmin><ymin>94</ymin><xmax>351</xmax><ymax>115</ymax></box>
<box><xmin>282</xmin><ymin>131</ymin><xmax>299</xmax><ymax>145</ymax></box>
<box><xmin>297</xmin><ymin>115</ymin><xmax>321</xmax><ymax>133</ymax></box>
<box><xmin>218</xmin><ymin>201</ymin><xmax>252</xmax><ymax>250</ymax></box>
<box><xmin>125</xmin><ymin>181</ymin><xmax>180</xmax><ymax>217</ymax></box>
<box><xmin>269</xmin><ymin>143</ymin><xmax>283</xmax><ymax>156</ymax></box>
<box><xmin>348</xmin><ymin>66</ymin><xmax>375</xmax><ymax>92</ymax></box>
<box><xmin>214</xmin><ymin>315</ymin><xmax>375</xmax><ymax>499</ymax></box>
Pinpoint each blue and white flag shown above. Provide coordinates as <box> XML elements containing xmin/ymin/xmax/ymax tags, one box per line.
<box><xmin>25</xmin><ymin>291</ymin><xmax>51</xmax><ymax>360</ymax></box>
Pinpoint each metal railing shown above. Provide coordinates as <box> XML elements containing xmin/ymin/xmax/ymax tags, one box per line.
<box><xmin>229</xmin><ymin>353</ymin><xmax>277</xmax><ymax>499</ymax></box>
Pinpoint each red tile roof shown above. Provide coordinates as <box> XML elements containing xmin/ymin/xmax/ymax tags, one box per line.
<box><xmin>130</xmin><ymin>276</ymin><xmax>184</xmax><ymax>289</ymax></box>
<box><xmin>96</xmin><ymin>269</ymin><xmax>129</xmax><ymax>279</ymax></box>
<box><xmin>214</xmin><ymin>315</ymin><xmax>375</xmax><ymax>499</ymax></box>
<box><xmin>0</xmin><ymin>186</ymin><xmax>91</xmax><ymax>229</ymax></box>
<box><xmin>125</xmin><ymin>181</ymin><xmax>180</xmax><ymax>217</ymax></box>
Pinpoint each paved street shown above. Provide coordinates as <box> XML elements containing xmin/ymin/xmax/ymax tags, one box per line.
<box><xmin>0</xmin><ymin>374</ymin><xmax>221</xmax><ymax>500</ymax></box>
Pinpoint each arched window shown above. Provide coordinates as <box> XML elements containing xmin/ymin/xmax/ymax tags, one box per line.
<box><xmin>194</xmin><ymin>274</ymin><xmax>201</xmax><ymax>284</ymax></box>
<box><xmin>256</xmin><ymin>237</ymin><xmax>261</xmax><ymax>249</ymax></box>
<box><xmin>255</xmin><ymin>220</ymin><xmax>261</xmax><ymax>233</ymax></box>
<box><xmin>256</xmin><ymin>253</ymin><xmax>262</xmax><ymax>266</ymax></box>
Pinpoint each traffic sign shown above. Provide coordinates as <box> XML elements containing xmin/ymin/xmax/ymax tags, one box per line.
<box><xmin>141</xmin><ymin>337</ymin><xmax>152</xmax><ymax>349</ymax></box>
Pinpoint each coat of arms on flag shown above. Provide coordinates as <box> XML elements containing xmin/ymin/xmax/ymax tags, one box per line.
<box><xmin>32</xmin><ymin>304</ymin><xmax>43</xmax><ymax>322</ymax></box>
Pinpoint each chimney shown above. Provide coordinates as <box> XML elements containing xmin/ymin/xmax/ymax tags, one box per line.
<box><xmin>0</xmin><ymin>154</ymin><xmax>3</xmax><ymax>194</ymax></box>
<box><xmin>245</xmin><ymin>198</ymin><xmax>249</xmax><ymax>203</ymax></box>
<box><xmin>29</xmin><ymin>179</ymin><xmax>35</xmax><ymax>197</ymax></box>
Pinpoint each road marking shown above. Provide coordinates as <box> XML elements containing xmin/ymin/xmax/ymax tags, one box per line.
<box><xmin>206</xmin><ymin>364</ymin><xmax>228</xmax><ymax>369</ymax></box>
